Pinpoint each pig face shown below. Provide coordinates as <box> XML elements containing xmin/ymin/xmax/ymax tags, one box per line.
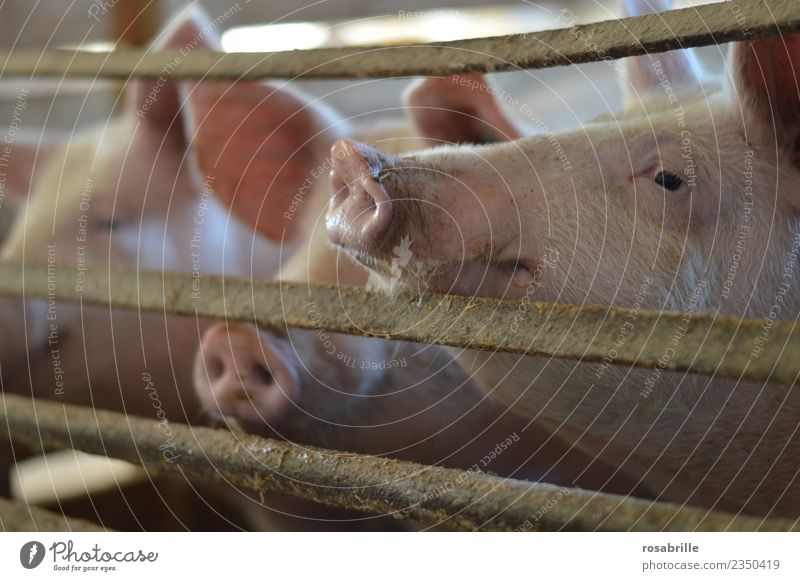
<box><xmin>328</xmin><ymin>37</ymin><xmax>800</xmax><ymax>343</ymax></box>
<box><xmin>326</xmin><ymin>2</ymin><xmax>798</xmax><ymax>317</ymax></box>
<box><xmin>328</xmin><ymin>82</ymin><xmax>796</xmax><ymax>312</ymax></box>
<box><xmin>4</xmin><ymin>117</ymin><xmax>202</xmax><ymax>269</ymax></box>
<box><xmin>326</xmin><ymin>6</ymin><xmax>800</xmax><ymax>515</ymax></box>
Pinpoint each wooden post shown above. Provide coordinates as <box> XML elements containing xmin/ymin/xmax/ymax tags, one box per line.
<box><xmin>112</xmin><ymin>0</ymin><xmax>161</xmax><ymax>48</ymax></box>
<box><xmin>111</xmin><ymin>0</ymin><xmax>161</xmax><ymax>111</ymax></box>
<box><xmin>0</xmin><ymin>439</ymin><xmax>11</xmax><ymax>497</ymax></box>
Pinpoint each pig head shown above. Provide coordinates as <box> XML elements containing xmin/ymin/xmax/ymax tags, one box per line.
<box><xmin>0</xmin><ymin>6</ymin><xmax>342</xmax><ymax>420</ymax></box>
<box><xmin>326</xmin><ymin>1</ymin><xmax>800</xmax><ymax>516</ymax></box>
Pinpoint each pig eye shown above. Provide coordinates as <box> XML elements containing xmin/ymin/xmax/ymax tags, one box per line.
<box><xmin>101</xmin><ymin>217</ymin><xmax>124</xmax><ymax>232</ymax></box>
<box><xmin>654</xmin><ymin>169</ymin><xmax>683</xmax><ymax>191</ymax></box>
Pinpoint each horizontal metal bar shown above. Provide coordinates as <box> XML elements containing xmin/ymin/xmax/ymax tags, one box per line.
<box><xmin>2</xmin><ymin>393</ymin><xmax>793</xmax><ymax>531</ymax></box>
<box><xmin>0</xmin><ymin>496</ymin><xmax>108</xmax><ymax>532</ymax></box>
<box><xmin>0</xmin><ymin>0</ymin><xmax>797</xmax><ymax>80</ymax></box>
<box><xmin>0</xmin><ymin>262</ymin><xmax>797</xmax><ymax>385</ymax></box>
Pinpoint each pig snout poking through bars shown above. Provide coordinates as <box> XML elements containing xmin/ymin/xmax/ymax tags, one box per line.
<box><xmin>0</xmin><ymin>6</ymin><xmax>339</xmax><ymax>420</ymax></box>
<box><xmin>326</xmin><ymin>0</ymin><xmax>800</xmax><ymax>517</ymax></box>
<box><xmin>194</xmin><ymin>197</ymin><xmax>625</xmax><ymax>489</ymax></box>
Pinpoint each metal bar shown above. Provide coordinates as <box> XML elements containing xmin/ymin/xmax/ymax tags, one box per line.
<box><xmin>1</xmin><ymin>393</ymin><xmax>792</xmax><ymax>532</ymax></box>
<box><xmin>0</xmin><ymin>496</ymin><xmax>108</xmax><ymax>532</ymax></box>
<box><xmin>0</xmin><ymin>262</ymin><xmax>796</xmax><ymax>386</ymax></box>
<box><xmin>0</xmin><ymin>0</ymin><xmax>797</xmax><ymax>80</ymax></box>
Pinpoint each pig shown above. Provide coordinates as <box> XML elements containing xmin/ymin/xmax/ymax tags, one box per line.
<box><xmin>0</xmin><ymin>7</ymin><xmax>581</xmax><ymax>530</ymax></box>
<box><xmin>192</xmin><ymin>107</ymin><xmax>642</xmax><ymax>531</ymax></box>
<box><xmin>325</xmin><ymin>0</ymin><xmax>800</xmax><ymax>517</ymax></box>
<box><xmin>0</xmin><ymin>7</ymin><xmax>339</xmax><ymax>420</ymax></box>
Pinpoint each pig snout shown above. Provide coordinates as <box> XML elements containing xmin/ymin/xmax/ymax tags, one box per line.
<box><xmin>326</xmin><ymin>139</ymin><xmax>395</xmax><ymax>251</ymax></box>
<box><xmin>193</xmin><ymin>323</ymin><xmax>299</xmax><ymax>427</ymax></box>
<box><xmin>326</xmin><ymin>137</ymin><xmax>520</xmax><ymax>285</ymax></box>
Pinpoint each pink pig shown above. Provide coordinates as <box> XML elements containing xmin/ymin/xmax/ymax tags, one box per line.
<box><xmin>0</xmin><ymin>7</ymin><xmax>341</xmax><ymax>421</ymax></box>
<box><xmin>326</xmin><ymin>0</ymin><xmax>800</xmax><ymax>516</ymax></box>
<box><xmin>194</xmin><ymin>163</ymin><xmax>600</xmax><ymax>480</ymax></box>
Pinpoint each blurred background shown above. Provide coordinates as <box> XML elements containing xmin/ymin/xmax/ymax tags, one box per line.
<box><xmin>0</xmin><ymin>0</ymin><xmax>726</xmax><ymax>136</ymax></box>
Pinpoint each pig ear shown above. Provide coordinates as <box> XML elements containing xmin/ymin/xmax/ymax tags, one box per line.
<box><xmin>730</xmin><ymin>33</ymin><xmax>800</xmax><ymax>162</ymax></box>
<box><xmin>183</xmin><ymin>81</ymin><xmax>341</xmax><ymax>242</ymax></box>
<box><xmin>128</xmin><ymin>6</ymin><xmax>221</xmax><ymax>133</ymax></box>
<box><xmin>620</xmin><ymin>0</ymin><xmax>704</xmax><ymax>101</ymax></box>
<box><xmin>403</xmin><ymin>74</ymin><xmax>520</xmax><ymax>146</ymax></box>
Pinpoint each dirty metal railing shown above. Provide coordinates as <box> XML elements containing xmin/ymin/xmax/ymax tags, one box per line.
<box><xmin>0</xmin><ymin>0</ymin><xmax>797</xmax><ymax>79</ymax></box>
<box><xmin>2</xmin><ymin>393</ymin><xmax>794</xmax><ymax>532</ymax></box>
<box><xmin>0</xmin><ymin>263</ymin><xmax>797</xmax><ymax>386</ymax></box>
<box><xmin>1</xmin><ymin>0</ymin><xmax>800</xmax><ymax>532</ymax></box>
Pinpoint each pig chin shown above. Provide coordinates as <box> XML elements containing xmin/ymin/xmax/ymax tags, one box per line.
<box><xmin>362</xmin><ymin>258</ymin><xmax>482</xmax><ymax>298</ymax></box>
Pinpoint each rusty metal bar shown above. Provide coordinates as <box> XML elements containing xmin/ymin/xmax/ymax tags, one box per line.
<box><xmin>0</xmin><ymin>496</ymin><xmax>108</xmax><ymax>532</ymax></box>
<box><xmin>1</xmin><ymin>393</ymin><xmax>793</xmax><ymax>532</ymax></box>
<box><xmin>0</xmin><ymin>0</ymin><xmax>797</xmax><ymax>80</ymax></box>
<box><xmin>0</xmin><ymin>262</ymin><xmax>796</xmax><ymax>386</ymax></box>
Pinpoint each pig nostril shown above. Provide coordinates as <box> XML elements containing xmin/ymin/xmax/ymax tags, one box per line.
<box><xmin>207</xmin><ymin>355</ymin><xmax>225</xmax><ymax>381</ymax></box>
<box><xmin>327</xmin><ymin>139</ymin><xmax>394</xmax><ymax>247</ymax></box>
<box><xmin>253</xmin><ymin>362</ymin><xmax>274</xmax><ymax>387</ymax></box>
